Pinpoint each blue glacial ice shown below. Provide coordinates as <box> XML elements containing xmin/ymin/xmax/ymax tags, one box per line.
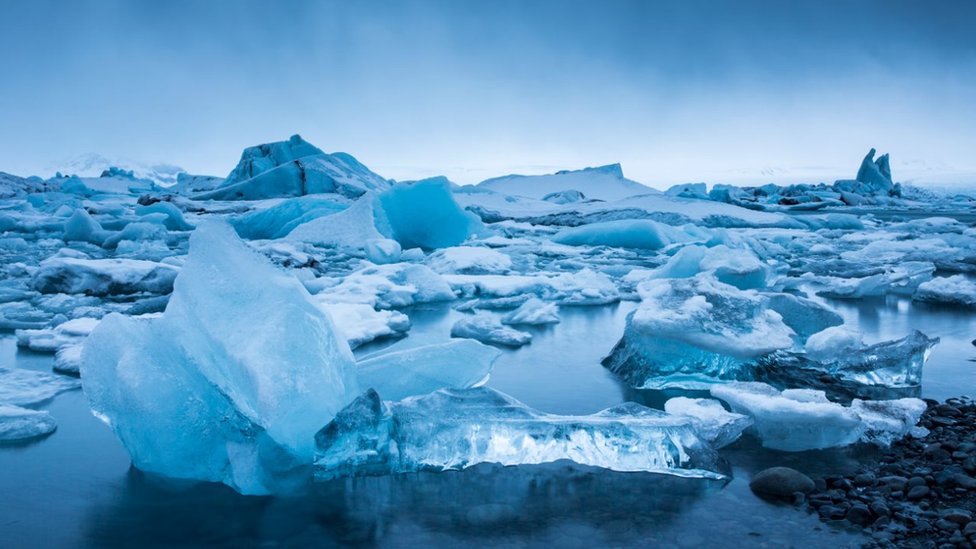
<box><xmin>231</xmin><ymin>196</ymin><xmax>348</xmax><ymax>240</ymax></box>
<box><xmin>553</xmin><ymin>219</ymin><xmax>704</xmax><ymax>250</ymax></box>
<box><xmin>710</xmin><ymin>382</ymin><xmax>926</xmax><ymax>451</ymax></box>
<box><xmin>314</xmin><ymin>387</ymin><xmax>728</xmax><ymax>481</ymax></box>
<box><xmin>31</xmin><ymin>256</ymin><xmax>179</xmax><ymax>296</ymax></box>
<box><xmin>663</xmin><ymin>397</ymin><xmax>753</xmax><ymax>449</ymax></box>
<box><xmin>0</xmin><ymin>404</ymin><xmax>58</xmax><ymax>442</ymax></box>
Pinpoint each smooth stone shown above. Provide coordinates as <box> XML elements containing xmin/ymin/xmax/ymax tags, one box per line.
<box><xmin>749</xmin><ymin>467</ymin><xmax>815</xmax><ymax>498</ymax></box>
<box><xmin>907</xmin><ymin>485</ymin><xmax>931</xmax><ymax>500</ymax></box>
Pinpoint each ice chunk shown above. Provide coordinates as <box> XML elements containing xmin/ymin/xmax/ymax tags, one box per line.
<box><xmin>31</xmin><ymin>257</ymin><xmax>178</xmax><ymax>296</ymax></box>
<box><xmin>0</xmin><ymin>404</ymin><xmax>57</xmax><ymax>442</ymax></box>
<box><xmin>53</xmin><ymin>344</ymin><xmax>83</xmax><ymax>375</ymax></box>
<box><xmin>319</xmin><ymin>263</ymin><xmax>455</xmax><ymax>309</ymax></box>
<box><xmin>364</xmin><ymin>238</ymin><xmax>401</xmax><ymax>264</ymax></box>
<box><xmin>82</xmin><ymin>222</ymin><xmax>360</xmax><ymax>494</ymax></box>
<box><xmin>764</xmin><ymin>293</ymin><xmax>844</xmax><ymax>339</ymax></box>
<box><xmin>427</xmin><ymin>246</ymin><xmax>512</xmax><ymax>274</ymax></box>
<box><xmin>451</xmin><ymin>313</ymin><xmax>532</xmax><ymax>347</ymax></box>
<box><xmin>710</xmin><ymin>382</ymin><xmax>924</xmax><ymax>451</ymax></box>
<box><xmin>803</xmin><ymin>326</ymin><xmax>864</xmax><ymax>362</ymax></box>
<box><xmin>288</xmin><ymin>193</ymin><xmax>387</xmax><ymax>249</ymax></box>
<box><xmin>628</xmin><ymin>244</ymin><xmax>770</xmax><ymax>290</ymax></box>
<box><xmin>553</xmin><ymin>219</ymin><xmax>701</xmax><ymax>250</ymax></box>
<box><xmin>663</xmin><ymin>397</ymin><xmax>753</xmax><ymax>448</ymax></box>
<box><xmin>0</xmin><ymin>368</ymin><xmax>81</xmax><ymax>406</ymax></box>
<box><xmin>914</xmin><ymin>275</ymin><xmax>976</xmax><ymax>307</ymax></box>
<box><xmin>63</xmin><ymin>208</ymin><xmax>107</xmax><ymax>245</ymax></box>
<box><xmin>603</xmin><ymin>275</ymin><xmax>795</xmax><ymax>389</ymax></box>
<box><xmin>232</xmin><ymin>196</ymin><xmax>347</xmax><ymax>240</ymax></box>
<box><xmin>314</xmin><ymin>387</ymin><xmax>728</xmax><ymax>481</ymax></box>
<box><xmin>802</xmin><ymin>261</ymin><xmax>935</xmax><ymax>299</ymax></box>
<box><xmin>476</xmin><ymin>164</ymin><xmax>655</xmax><ymax>201</ymax></box>
<box><xmin>357</xmin><ymin>340</ymin><xmax>500</xmax><ymax>401</ymax></box>
<box><xmin>375</xmin><ymin>178</ymin><xmax>484</xmax><ymax>249</ymax></box>
<box><xmin>502</xmin><ymin>298</ymin><xmax>560</xmax><ymax>325</ymax></box>
<box><xmin>444</xmin><ymin>268</ymin><xmax>619</xmax><ymax>305</ymax></box>
<box><xmin>135</xmin><ymin>202</ymin><xmax>194</xmax><ymax>231</ymax></box>
<box><xmin>317</xmin><ymin>301</ymin><xmax>410</xmax><ymax>349</ymax></box>
<box><xmin>16</xmin><ymin>317</ymin><xmax>100</xmax><ymax>353</ymax></box>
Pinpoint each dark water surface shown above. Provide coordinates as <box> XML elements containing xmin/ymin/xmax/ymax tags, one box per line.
<box><xmin>6</xmin><ymin>295</ymin><xmax>971</xmax><ymax>548</ymax></box>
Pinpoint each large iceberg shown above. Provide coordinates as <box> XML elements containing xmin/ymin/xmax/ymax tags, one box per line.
<box><xmin>314</xmin><ymin>387</ymin><xmax>728</xmax><ymax>481</ymax></box>
<box><xmin>82</xmin><ymin>222</ymin><xmax>361</xmax><ymax>494</ymax></box>
<box><xmin>290</xmin><ymin>178</ymin><xmax>483</xmax><ymax>250</ymax></box>
<box><xmin>476</xmin><ymin>164</ymin><xmax>655</xmax><ymax>201</ymax></box>
<box><xmin>196</xmin><ymin>135</ymin><xmax>391</xmax><ymax>200</ymax></box>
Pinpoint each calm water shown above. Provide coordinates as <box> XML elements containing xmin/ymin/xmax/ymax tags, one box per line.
<box><xmin>3</xmin><ymin>297</ymin><xmax>973</xmax><ymax>548</ymax></box>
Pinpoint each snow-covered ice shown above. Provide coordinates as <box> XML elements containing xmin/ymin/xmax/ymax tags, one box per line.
<box><xmin>0</xmin><ymin>404</ymin><xmax>58</xmax><ymax>442</ymax></box>
<box><xmin>0</xmin><ymin>368</ymin><xmax>81</xmax><ymax>406</ymax></box>
<box><xmin>452</xmin><ymin>313</ymin><xmax>533</xmax><ymax>347</ymax></box>
<box><xmin>663</xmin><ymin>397</ymin><xmax>753</xmax><ymax>449</ymax></box>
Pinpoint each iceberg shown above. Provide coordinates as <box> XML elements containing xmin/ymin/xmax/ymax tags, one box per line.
<box><xmin>663</xmin><ymin>397</ymin><xmax>753</xmax><ymax>449</ymax></box>
<box><xmin>314</xmin><ymin>387</ymin><xmax>728</xmax><ymax>481</ymax></box>
<box><xmin>451</xmin><ymin>313</ymin><xmax>532</xmax><ymax>347</ymax></box>
<box><xmin>427</xmin><ymin>246</ymin><xmax>512</xmax><ymax>274</ymax></box>
<box><xmin>357</xmin><ymin>340</ymin><xmax>500</xmax><ymax>401</ymax></box>
<box><xmin>290</xmin><ymin>178</ymin><xmax>483</xmax><ymax>251</ymax></box>
<box><xmin>231</xmin><ymin>196</ymin><xmax>347</xmax><ymax>240</ymax></box>
<box><xmin>603</xmin><ymin>275</ymin><xmax>795</xmax><ymax>389</ymax></box>
<box><xmin>710</xmin><ymin>382</ymin><xmax>925</xmax><ymax>451</ymax></box>
<box><xmin>196</xmin><ymin>135</ymin><xmax>390</xmax><ymax>201</ymax></box>
<box><xmin>0</xmin><ymin>368</ymin><xmax>81</xmax><ymax>406</ymax></box>
<box><xmin>82</xmin><ymin>222</ymin><xmax>361</xmax><ymax>495</ymax></box>
<box><xmin>0</xmin><ymin>404</ymin><xmax>58</xmax><ymax>442</ymax></box>
<box><xmin>31</xmin><ymin>256</ymin><xmax>178</xmax><ymax>296</ymax></box>
<box><xmin>63</xmin><ymin>208</ymin><xmax>108</xmax><ymax>245</ymax></box>
<box><xmin>626</xmin><ymin>244</ymin><xmax>770</xmax><ymax>290</ymax></box>
<box><xmin>476</xmin><ymin>164</ymin><xmax>655</xmax><ymax>201</ymax></box>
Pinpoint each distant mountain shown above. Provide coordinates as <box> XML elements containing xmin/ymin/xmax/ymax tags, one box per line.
<box><xmin>48</xmin><ymin>153</ymin><xmax>185</xmax><ymax>186</ymax></box>
<box><xmin>477</xmin><ymin>164</ymin><xmax>657</xmax><ymax>201</ymax></box>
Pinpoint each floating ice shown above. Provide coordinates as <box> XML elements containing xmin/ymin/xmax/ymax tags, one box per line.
<box><xmin>477</xmin><ymin>164</ymin><xmax>654</xmax><ymax>201</ymax></box>
<box><xmin>451</xmin><ymin>313</ymin><xmax>532</xmax><ymax>347</ymax></box>
<box><xmin>53</xmin><ymin>344</ymin><xmax>83</xmax><ymax>375</ymax></box>
<box><xmin>803</xmin><ymin>326</ymin><xmax>864</xmax><ymax>362</ymax></box>
<box><xmin>603</xmin><ymin>275</ymin><xmax>795</xmax><ymax>389</ymax></box>
<box><xmin>317</xmin><ymin>302</ymin><xmax>410</xmax><ymax>349</ymax></box>
<box><xmin>502</xmin><ymin>297</ymin><xmax>560</xmax><ymax>325</ymax></box>
<box><xmin>626</xmin><ymin>244</ymin><xmax>770</xmax><ymax>290</ymax></box>
<box><xmin>663</xmin><ymin>397</ymin><xmax>753</xmax><ymax>448</ymax></box>
<box><xmin>914</xmin><ymin>275</ymin><xmax>976</xmax><ymax>307</ymax></box>
<box><xmin>31</xmin><ymin>256</ymin><xmax>178</xmax><ymax>296</ymax></box>
<box><xmin>710</xmin><ymin>382</ymin><xmax>925</xmax><ymax>451</ymax></box>
<box><xmin>316</xmin><ymin>263</ymin><xmax>455</xmax><ymax>309</ymax></box>
<box><xmin>16</xmin><ymin>317</ymin><xmax>100</xmax><ymax>353</ymax></box>
<box><xmin>0</xmin><ymin>368</ymin><xmax>81</xmax><ymax>406</ymax></box>
<box><xmin>553</xmin><ymin>219</ymin><xmax>702</xmax><ymax>250</ymax></box>
<box><xmin>764</xmin><ymin>293</ymin><xmax>844</xmax><ymax>339</ymax></box>
<box><xmin>357</xmin><ymin>340</ymin><xmax>500</xmax><ymax>401</ymax></box>
<box><xmin>232</xmin><ymin>196</ymin><xmax>348</xmax><ymax>240</ymax></box>
<box><xmin>82</xmin><ymin>222</ymin><xmax>360</xmax><ymax>494</ymax></box>
<box><xmin>63</xmin><ymin>209</ymin><xmax>107</xmax><ymax>245</ymax></box>
<box><xmin>427</xmin><ymin>246</ymin><xmax>512</xmax><ymax>274</ymax></box>
<box><xmin>444</xmin><ymin>268</ymin><xmax>619</xmax><ymax>305</ymax></box>
<box><xmin>0</xmin><ymin>404</ymin><xmax>57</xmax><ymax>442</ymax></box>
<box><xmin>314</xmin><ymin>387</ymin><xmax>728</xmax><ymax>481</ymax></box>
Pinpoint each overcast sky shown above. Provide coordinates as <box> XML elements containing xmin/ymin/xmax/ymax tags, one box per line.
<box><xmin>1</xmin><ymin>0</ymin><xmax>974</xmax><ymax>188</ymax></box>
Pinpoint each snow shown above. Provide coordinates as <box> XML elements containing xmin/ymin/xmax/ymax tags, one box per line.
<box><xmin>16</xmin><ymin>316</ymin><xmax>100</xmax><ymax>352</ymax></box>
<box><xmin>711</xmin><ymin>382</ymin><xmax>925</xmax><ymax>451</ymax></box>
<box><xmin>314</xmin><ymin>387</ymin><xmax>728</xmax><ymax>481</ymax></box>
<box><xmin>317</xmin><ymin>301</ymin><xmax>410</xmax><ymax>349</ymax></box>
<box><xmin>316</xmin><ymin>263</ymin><xmax>455</xmax><ymax>309</ymax></box>
<box><xmin>914</xmin><ymin>275</ymin><xmax>976</xmax><ymax>307</ymax></box>
<box><xmin>0</xmin><ymin>404</ymin><xmax>58</xmax><ymax>442</ymax></box>
<box><xmin>31</xmin><ymin>256</ymin><xmax>179</xmax><ymax>296</ymax></box>
<box><xmin>451</xmin><ymin>313</ymin><xmax>533</xmax><ymax>347</ymax></box>
<box><xmin>477</xmin><ymin>164</ymin><xmax>656</xmax><ymax>201</ymax></box>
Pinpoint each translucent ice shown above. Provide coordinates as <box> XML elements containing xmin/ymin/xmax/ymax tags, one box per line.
<box><xmin>451</xmin><ymin>313</ymin><xmax>532</xmax><ymax>347</ymax></box>
<box><xmin>663</xmin><ymin>397</ymin><xmax>753</xmax><ymax>448</ymax></box>
<box><xmin>0</xmin><ymin>404</ymin><xmax>57</xmax><ymax>442</ymax></box>
<box><xmin>710</xmin><ymin>382</ymin><xmax>925</xmax><ymax>451</ymax></box>
<box><xmin>375</xmin><ymin>178</ymin><xmax>484</xmax><ymax>249</ymax></box>
<box><xmin>82</xmin><ymin>222</ymin><xmax>360</xmax><ymax>494</ymax></box>
<box><xmin>603</xmin><ymin>275</ymin><xmax>795</xmax><ymax>389</ymax></box>
<box><xmin>314</xmin><ymin>387</ymin><xmax>728</xmax><ymax>481</ymax></box>
<box><xmin>357</xmin><ymin>340</ymin><xmax>500</xmax><ymax>401</ymax></box>
<box><xmin>231</xmin><ymin>196</ymin><xmax>347</xmax><ymax>240</ymax></box>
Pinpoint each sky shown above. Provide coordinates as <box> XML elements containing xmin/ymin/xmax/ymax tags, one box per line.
<box><xmin>1</xmin><ymin>0</ymin><xmax>974</xmax><ymax>189</ymax></box>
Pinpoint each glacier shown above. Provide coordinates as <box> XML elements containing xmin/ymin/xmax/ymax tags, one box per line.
<box><xmin>313</xmin><ymin>387</ymin><xmax>729</xmax><ymax>481</ymax></box>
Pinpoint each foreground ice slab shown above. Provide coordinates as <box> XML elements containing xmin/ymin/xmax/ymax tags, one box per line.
<box><xmin>711</xmin><ymin>382</ymin><xmax>926</xmax><ymax>451</ymax></box>
<box><xmin>31</xmin><ymin>256</ymin><xmax>179</xmax><ymax>296</ymax></box>
<box><xmin>357</xmin><ymin>340</ymin><xmax>500</xmax><ymax>401</ymax></box>
<box><xmin>0</xmin><ymin>368</ymin><xmax>81</xmax><ymax>406</ymax></box>
<box><xmin>314</xmin><ymin>387</ymin><xmax>728</xmax><ymax>481</ymax></box>
<box><xmin>0</xmin><ymin>404</ymin><xmax>57</xmax><ymax>442</ymax></box>
<box><xmin>82</xmin><ymin>222</ymin><xmax>360</xmax><ymax>495</ymax></box>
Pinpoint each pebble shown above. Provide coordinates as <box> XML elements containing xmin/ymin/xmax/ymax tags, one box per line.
<box><xmin>749</xmin><ymin>467</ymin><xmax>815</xmax><ymax>498</ymax></box>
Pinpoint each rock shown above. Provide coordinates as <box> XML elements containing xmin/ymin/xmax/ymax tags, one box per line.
<box><xmin>941</xmin><ymin>508</ymin><xmax>972</xmax><ymax>526</ymax></box>
<box><xmin>870</xmin><ymin>501</ymin><xmax>891</xmax><ymax>518</ymax></box>
<box><xmin>846</xmin><ymin>504</ymin><xmax>873</xmax><ymax>526</ymax></box>
<box><xmin>819</xmin><ymin>505</ymin><xmax>847</xmax><ymax>520</ymax></box>
<box><xmin>908</xmin><ymin>476</ymin><xmax>927</xmax><ymax>488</ymax></box>
<box><xmin>907</xmin><ymin>485</ymin><xmax>931</xmax><ymax>500</ymax></box>
<box><xmin>880</xmin><ymin>475</ymin><xmax>909</xmax><ymax>491</ymax></box>
<box><xmin>854</xmin><ymin>472</ymin><xmax>876</xmax><ymax>487</ymax></box>
<box><xmin>964</xmin><ymin>521</ymin><xmax>976</xmax><ymax>536</ymax></box>
<box><xmin>749</xmin><ymin>467</ymin><xmax>815</xmax><ymax>498</ymax></box>
<box><xmin>955</xmin><ymin>474</ymin><xmax>976</xmax><ymax>489</ymax></box>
